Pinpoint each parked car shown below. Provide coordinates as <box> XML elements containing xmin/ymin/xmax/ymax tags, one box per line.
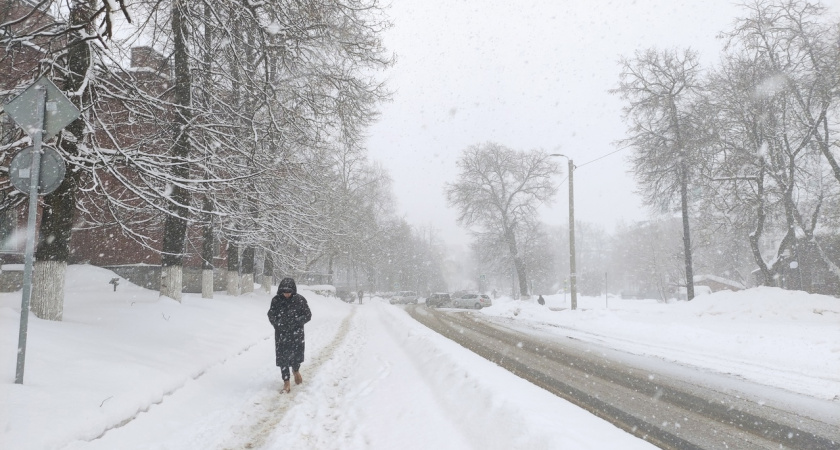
<box><xmin>426</xmin><ymin>292</ymin><xmax>451</xmax><ymax>308</ymax></box>
<box><xmin>390</xmin><ymin>290</ymin><xmax>418</xmax><ymax>304</ymax></box>
<box><xmin>450</xmin><ymin>290</ymin><xmax>470</xmax><ymax>300</ymax></box>
<box><xmin>451</xmin><ymin>293</ymin><xmax>492</xmax><ymax>309</ymax></box>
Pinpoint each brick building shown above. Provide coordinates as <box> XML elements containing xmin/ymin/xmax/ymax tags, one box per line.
<box><xmin>1</xmin><ymin>2</ymin><xmax>233</xmax><ymax>292</ymax></box>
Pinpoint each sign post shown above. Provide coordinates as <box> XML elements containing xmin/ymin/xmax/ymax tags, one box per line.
<box><xmin>3</xmin><ymin>76</ymin><xmax>79</xmax><ymax>384</ymax></box>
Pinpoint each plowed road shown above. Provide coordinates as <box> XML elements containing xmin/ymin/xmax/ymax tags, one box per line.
<box><xmin>406</xmin><ymin>305</ymin><xmax>839</xmax><ymax>450</ymax></box>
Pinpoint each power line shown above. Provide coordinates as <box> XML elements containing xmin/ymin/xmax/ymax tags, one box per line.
<box><xmin>576</xmin><ymin>146</ymin><xmax>630</xmax><ymax>169</ymax></box>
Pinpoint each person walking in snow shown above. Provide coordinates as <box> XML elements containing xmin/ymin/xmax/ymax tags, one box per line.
<box><xmin>537</xmin><ymin>295</ymin><xmax>545</xmax><ymax>306</ymax></box>
<box><xmin>357</xmin><ymin>290</ymin><xmax>364</xmax><ymax>305</ymax></box>
<box><xmin>268</xmin><ymin>277</ymin><xmax>312</xmax><ymax>393</ymax></box>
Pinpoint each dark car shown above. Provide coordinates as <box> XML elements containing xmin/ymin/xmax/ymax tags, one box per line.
<box><xmin>336</xmin><ymin>289</ymin><xmax>355</xmax><ymax>303</ymax></box>
<box><xmin>426</xmin><ymin>292</ymin><xmax>451</xmax><ymax>308</ymax></box>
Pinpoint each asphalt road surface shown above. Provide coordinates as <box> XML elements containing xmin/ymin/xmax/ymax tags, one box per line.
<box><xmin>406</xmin><ymin>305</ymin><xmax>839</xmax><ymax>450</ymax></box>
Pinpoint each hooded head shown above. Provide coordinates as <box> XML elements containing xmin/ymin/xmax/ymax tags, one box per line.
<box><xmin>277</xmin><ymin>277</ymin><xmax>297</xmax><ymax>296</ymax></box>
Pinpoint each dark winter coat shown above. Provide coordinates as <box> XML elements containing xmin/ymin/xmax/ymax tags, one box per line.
<box><xmin>537</xmin><ymin>295</ymin><xmax>545</xmax><ymax>305</ymax></box>
<box><xmin>267</xmin><ymin>278</ymin><xmax>312</xmax><ymax>368</ymax></box>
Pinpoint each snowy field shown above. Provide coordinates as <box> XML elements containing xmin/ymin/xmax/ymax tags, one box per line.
<box><xmin>1</xmin><ymin>264</ymin><xmax>838</xmax><ymax>449</ymax></box>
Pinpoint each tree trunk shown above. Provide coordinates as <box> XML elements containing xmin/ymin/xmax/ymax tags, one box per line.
<box><xmin>160</xmin><ymin>265</ymin><xmax>183</xmax><ymax>301</ymax></box>
<box><xmin>679</xmin><ymin>161</ymin><xmax>694</xmax><ymax>300</ymax></box>
<box><xmin>255</xmin><ymin>248</ymin><xmax>264</xmax><ymax>288</ymax></box>
<box><xmin>160</xmin><ymin>0</ymin><xmax>193</xmax><ymax>301</ymax></box>
<box><xmin>748</xmin><ymin>167</ymin><xmax>774</xmax><ymax>286</ymax></box>
<box><xmin>226</xmin><ymin>270</ymin><xmax>240</xmax><ymax>296</ymax></box>
<box><xmin>240</xmin><ymin>273</ymin><xmax>254</xmax><ymax>294</ymax></box>
<box><xmin>241</xmin><ymin>246</ymin><xmax>254</xmax><ymax>293</ymax></box>
<box><xmin>201</xmin><ymin>269</ymin><xmax>214</xmax><ymax>298</ymax></box>
<box><xmin>226</xmin><ymin>241</ymin><xmax>240</xmax><ymax>295</ymax></box>
<box><xmin>262</xmin><ymin>253</ymin><xmax>273</xmax><ymax>292</ymax></box>
<box><xmin>504</xmin><ymin>227</ymin><xmax>529</xmax><ymax>297</ymax></box>
<box><xmin>31</xmin><ymin>261</ymin><xmax>65</xmax><ymax>320</ymax></box>
<box><xmin>31</xmin><ymin>0</ymin><xmax>92</xmax><ymax>320</ymax></box>
<box><xmin>200</xmin><ymin>197</ymin><xmax>214</xmax><ymax>298</ymax></box>
<box><xmin>32</xmin><ymin>175</ymin><xmax>76</xmax><ymax>319</ymax></box>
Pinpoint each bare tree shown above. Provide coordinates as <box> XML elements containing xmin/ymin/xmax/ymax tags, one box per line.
<box><xmin>613</xmin><ymin>48</ymin><xmax>704</xmax><ymax>300</ymax></box>
<box><xmin>699</xmin><ymin>0</ymin><xmax>840</xmax><ymax>286</ymax></box>
<box><xmin>445</xmin><ymin>142</ymin><xmax>560</xmax><ymax>298</ymax></box>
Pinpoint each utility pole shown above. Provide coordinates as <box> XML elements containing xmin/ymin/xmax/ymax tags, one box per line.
<box><xmin>550</xmin><ymin>154</ymin><xmax>577</xmax><ymax>310</ymax></box>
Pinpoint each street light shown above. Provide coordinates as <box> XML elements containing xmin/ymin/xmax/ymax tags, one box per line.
<box><xmin>550</xmin><ymin>153</ymin><xmax>577</xmax><ymax>310</ymax></box>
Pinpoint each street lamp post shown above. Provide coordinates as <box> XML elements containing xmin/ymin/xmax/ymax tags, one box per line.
<box><xmin>550</xmin><ymin>154</ymin><xmax>577</xmax><ymax>310</ymax></box>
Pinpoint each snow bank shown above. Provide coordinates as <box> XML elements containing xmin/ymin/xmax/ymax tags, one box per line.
<box><xmin>373</xmin><ymin>304</ymin><xmax>656</xmax><ymax>449</ymax></box>
<box><xmin>481</xmin><ymin>287</ymin><xmax>840</xmax><ymax>400</ymax></box>
<box><xmin>0</xmin><ymin>265</ymin><xmax>275</xmax><ymax>449</ymax></box>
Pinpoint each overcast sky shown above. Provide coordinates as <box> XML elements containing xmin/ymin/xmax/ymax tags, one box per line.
<box><xmin>365</xmin><ymin>0</ymin><xmax>840</xmax><ymax>247</ymax></box>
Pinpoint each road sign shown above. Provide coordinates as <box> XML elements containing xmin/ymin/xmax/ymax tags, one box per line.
<box><xmin>3</xmin><ymin>76</ymin><xmax>80</xmax><ymax>141</ymax></box>
<box><xmin>3</xmin><ymin>76</ymin><xmax>79</xmax><ymax>385</ymax></box>
<box><xmin>9</xmin><ymin>146</ymin><xmax>66</xmax><ymax>195</ymax></box>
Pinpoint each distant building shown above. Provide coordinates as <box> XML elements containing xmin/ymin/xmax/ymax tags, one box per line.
<box><xmin>1</xmin><ymin>2</ymin><xmax>232</xmax><ymax>292</ymax></box>
<box><xmin>693</xmin><ymin>274</ymin><xmax>745</xmax><ymax>293</ymax></box>
<box><xmin>773</xmin><ymin>238</ymin><xmax>840</xmax><ymax>296</ymax></box>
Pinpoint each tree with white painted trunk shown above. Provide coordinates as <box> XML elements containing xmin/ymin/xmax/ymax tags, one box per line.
<box><xmin>0</xmin><ymin>0</ymin><xmax>132</xmax><ymax>320</ymax></box>
<box><xmin>2</xmin><ymin>0</ymin><xmax>393</xmax><ymax>306</ymax></box>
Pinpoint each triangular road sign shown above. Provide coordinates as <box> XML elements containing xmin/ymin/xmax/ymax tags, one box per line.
<box><xmin>3</xmin><ymin>76</ymin><xmax>80</xmax><ymax>141</ymax></box>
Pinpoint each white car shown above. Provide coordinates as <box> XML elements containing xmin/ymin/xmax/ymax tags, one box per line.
<box><xmin>451</xmin><ymin>293</ymin><xmax>492</xmax><ymax>309</ymax></box>
<box><xmin>390</xmin><ymin>291</ymin><xmax>418</xmax><ymax>304</ymax></box>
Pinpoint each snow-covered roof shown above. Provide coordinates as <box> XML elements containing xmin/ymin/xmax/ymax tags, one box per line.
<box><xmin>693</xmin><ymin>274</ymin><xmax>745</xmax><ymax>290</ymax></box>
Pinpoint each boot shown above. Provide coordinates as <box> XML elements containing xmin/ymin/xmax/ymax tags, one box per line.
<box><xmin>282</xmin><ymin>379</ymin><xmax>291</xmax><ymax>393</ymax></box>
<box><xmin>293</xmin><ymin>371</ymin><xmax>303</xmax><ymax>385</ymax></box>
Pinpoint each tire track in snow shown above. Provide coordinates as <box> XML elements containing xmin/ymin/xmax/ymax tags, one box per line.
<box><xmin>219</xmin><ymin>306</ymin><xmax>358</xmax><ymax>450</ymax></box>
<box><xmin>410</xmin><ymin>306</ymin><xmax>840</xmax><ymax>450</ymax></box>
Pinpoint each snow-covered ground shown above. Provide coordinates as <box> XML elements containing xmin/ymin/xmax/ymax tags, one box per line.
<box><xmin>483</xmin><ymin>289</ymin><xmax>840</xmax><ymax>403</ymax></box>
<box><xmin>1</xmin><ymin>265</ymin><xmax>838</xmax><ymax>449</ymax></box>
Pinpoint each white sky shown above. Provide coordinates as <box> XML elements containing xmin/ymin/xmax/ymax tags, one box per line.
<box><xmin>366</xmin><ymin>0</ymin><xmax>840</xmax><ymax>245</ymax></box>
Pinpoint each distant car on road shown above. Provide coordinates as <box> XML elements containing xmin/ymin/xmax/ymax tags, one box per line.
<box><xmin>425</xmin><ymin>292</ymin><xmax>451</xmax><ymax>308</ymax></box>
<box><xmin>451</xmin><ymin>293</ymin><xmax>492</xmax><ymax>309</ymax></box>
<box><xmin>390</xmin><ymin>291</ymin><xmax>418</xmax><ymax>304</ymax></box>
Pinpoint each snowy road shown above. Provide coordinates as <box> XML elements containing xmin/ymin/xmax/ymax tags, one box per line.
<box><xmin>406</xmin><ymin>304</ymin><xmax>840</xmax><ymax>450</ymax></box>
